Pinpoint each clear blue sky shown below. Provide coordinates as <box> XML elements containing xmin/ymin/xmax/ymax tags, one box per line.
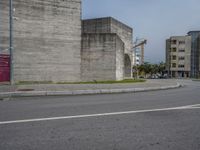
<box><xmin>82</xmin><ymin>0</ymin><xmax>200</xmax><ymax>63</ymax></box>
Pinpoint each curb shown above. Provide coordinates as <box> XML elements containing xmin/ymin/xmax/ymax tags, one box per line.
<box><xmin>192</xmin><ymin>79</ymin><xmax>200</xmax><ymax>82</ymax></box>
<box><xmin>0</xmin><ymin>83</ymin><xmax>182</xmax><ymax>99</ymax></box>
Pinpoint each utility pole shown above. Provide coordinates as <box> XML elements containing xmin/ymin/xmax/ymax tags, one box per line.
<box><xmin>9</xmin><ymin>0</ymin><xmax>14</xmax><ymax>85</ymax></box>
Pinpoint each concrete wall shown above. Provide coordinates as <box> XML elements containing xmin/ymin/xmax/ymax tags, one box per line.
<box><xmin>0</xmin><ymin>1</ymin><xmax>9</xmax><ymax>54</ymax></box>
<box><xmin>82</xmin><ymin>17</ymin><xmax>133</xmax><ymax>78</ymax></box>
<box><xmin>116</xmin><ymin>37</ymin><xmax>125</xmax><ymax>80</ymax></box>
<box><xmin>0</xmin><ymin>0</ymin><xmax>82</xmax><ymax>83</ymax></box>
<box><xmin>81</xmin><ymin>33</ymin><xmax>124</xmax><ymax>81</ymax></box>
<box><xmin>110</xmin><ymin>18</ymin><xmax>133</xmax><ymax>55</ymax></box>
<box><xmin>110</xmin><ymin>18</ymin><xmax>133</xmax><ymax>77</ymax></box>
<box><xmin>82</xmin><ymin>17</ymin><xmax>133</xmax><ymax>54</ymax></box>
<box><xmin>82</xmin><ymin>17</ymin><xmax>111</xmax><ymax>33</ymax></box>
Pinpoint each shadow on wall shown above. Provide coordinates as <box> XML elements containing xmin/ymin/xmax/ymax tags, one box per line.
<box><xmin>124</xmin><ymin>54</ymin><xmax>131</xmax><ymax>78</ymax></box>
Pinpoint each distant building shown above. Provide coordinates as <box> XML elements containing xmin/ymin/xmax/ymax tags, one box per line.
<box><xmin>82</xmin><ymin>17</ymin><xmax>134</xmax><ymax>81</ymax></box>
<box><xmin>187</xmin><ymin>31</ymin><xmax>200</xmax><ymax>78</ymax></box>
<box><xmin>166</xmin><ymin>36</ymin><xmax>191</xmax><ymax>78</ymax></box>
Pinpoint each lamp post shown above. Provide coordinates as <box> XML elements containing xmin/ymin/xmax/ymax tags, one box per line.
<box><xmin>9</xmin><ymin>0</ymin><xmax>13</xmax><ymax>85</ymax></box>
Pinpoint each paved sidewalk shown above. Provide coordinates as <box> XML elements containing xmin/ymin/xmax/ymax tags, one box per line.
<box><xmin>0</xmin><ymin>79</ymin><xmax>181</xmax><ymax>98</ymax></box>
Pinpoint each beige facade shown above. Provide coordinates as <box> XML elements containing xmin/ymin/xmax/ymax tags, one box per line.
<box><xmin>166</xmin><ymin>36</ymin><xmax>191</xmax><ymax>78</ymax></box>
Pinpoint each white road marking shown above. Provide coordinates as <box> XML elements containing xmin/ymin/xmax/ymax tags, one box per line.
<box><xmin>0</xmin><ymin>104</ymin><xmax>200</xmax><ymax>125</ymax></box>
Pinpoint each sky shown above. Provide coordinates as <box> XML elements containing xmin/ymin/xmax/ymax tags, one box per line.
<box><xmin>82</xmin><ymin>0</ymin><xmax>200</xmax><ymax>63</ymax></box>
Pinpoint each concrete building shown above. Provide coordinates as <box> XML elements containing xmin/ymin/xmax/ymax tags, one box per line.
<box><xmin>82</xmin><ymin>17</ymin><xmax>133</xmax><ymax>80</ymax></box>
<box><xmin>0</xmin><ymin>0</ymin><xmax>82</xmax><ymax>83</ymax></box>
<box><xmin>187</xmin><ymin>31</ymin><xmax>200</xmax><ymax>78</ymax></box>
<box><xmin>166</xmin><ymin>36</ymin><xmax>191</xmax><ymax>78</ymax></box>
<box><xmin>0</xmin><ymin>2</ymin><xmax>136</xmax><ymax>83</ymax></box>
<box><xmin>81</xmin><ymin>33</ymin><xmax>124</xmax><ymax>81</ymax></box>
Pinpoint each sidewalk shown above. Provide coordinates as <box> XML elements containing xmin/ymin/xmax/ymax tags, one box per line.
<box><xmin>0</xmin><ymin>79</ymin><xmax>181</xmax><ymax>98</ymax></box>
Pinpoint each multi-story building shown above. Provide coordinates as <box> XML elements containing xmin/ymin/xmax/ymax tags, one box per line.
<box><xmin>187</xmin><ymin>31</ymin><xmax>200</xmax><ymax>78</ymax></box>
<box><xmin>166</xmin><ymin>36</ymin><xmax>191</xmax><ymax>78</ymax></box>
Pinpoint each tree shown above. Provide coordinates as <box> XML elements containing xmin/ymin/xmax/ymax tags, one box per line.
<box><xmin>158</xmin><ymin>62</ymin><xmax>166</xmax><ymax>75</ymax></box>
<box><xmin>133</xmin><ymin>62</ymin><xmax>166</xmax><ymax>78</ymax></box>
<box><xmin>137</xmin><ymin>62</ymin><xmax>152</xmax><ymax>77</ymax></box>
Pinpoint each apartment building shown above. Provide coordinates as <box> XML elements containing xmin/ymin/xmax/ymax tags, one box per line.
<box><xmin>166</xmin><ymin>36</ymin><xmax>191</xmax><ymax>78</ymax></box>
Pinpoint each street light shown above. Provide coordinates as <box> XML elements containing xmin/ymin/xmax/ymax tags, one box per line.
<box><xmin>9</xmin><ymin>0</ymin><xmax>13</xmax><ymax>85</ymax></box>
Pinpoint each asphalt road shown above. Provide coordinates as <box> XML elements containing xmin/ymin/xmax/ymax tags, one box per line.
<box><xmin>0</xmin><ymin>80</ymin><xmax>200</xmax><ymax>150</ymax></box>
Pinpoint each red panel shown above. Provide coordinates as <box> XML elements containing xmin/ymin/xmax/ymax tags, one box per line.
<box><xmin>0</xmin><ymin>54</ymin><xmax>10</xmax><ymax>82</ymax></box>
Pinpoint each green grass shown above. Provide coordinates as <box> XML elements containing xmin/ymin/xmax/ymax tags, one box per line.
<box><xmin>17</xmin><ymin>79</ymin><xmax>145</xmax><ymax>85</ymax></box>
<box><xmin>56</xmin><ymin>79</ymin><xmax>145</xmax><ymax>84</ymax></box>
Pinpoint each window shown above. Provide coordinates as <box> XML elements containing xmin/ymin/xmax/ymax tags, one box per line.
<box><xmin>179</xmin><ymin>41</ymin><xmax>185</xmax><ymax>45</ymax></box>
<box><xmin>172</xmin><ymin>63</ymin><xmax>176</xmax><ymax>68</ymax></box>
<box><xmin>171</xmin><ymin>40</ymin><xmax>177</xmax><ymax>44</ymax></box>
<box><xmin>178</xmin><ymin>65</ymin><xmax>185</xmax><ymax>68</ymax></box>
<box><xmin>172</xmin><ymin>47</ymin><xmax>177</xmax><ymax>52</ymax></box>
<box><xmin>179</xmin><ymin>49</ymin><xmax>185</xmax><ymax>52</ymax></box>
<box><xmin>172</xmin><ymin>55</ymin><xmax>176</xmax><ymax>60</ymax></box>
<box><xmin>179</xmin><ymin>57</ymin><xmax>185</xmax><ymax>60</ymax></box>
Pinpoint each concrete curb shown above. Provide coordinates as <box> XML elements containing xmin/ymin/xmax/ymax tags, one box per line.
<box><xmin>192</xmin><ymin>79</ymin><xmax>200</xmax><ymax>82</ymax></box>
<box><xmin>0</xmin><ymin>83</ymin><xmax>182</xmax><ymax>99</ymax></box>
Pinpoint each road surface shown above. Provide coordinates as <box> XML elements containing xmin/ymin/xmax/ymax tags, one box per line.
<box><xmin>0</xmin><ymin>80</ymin><xmax>200</xmax><ymax>150</ymax></box>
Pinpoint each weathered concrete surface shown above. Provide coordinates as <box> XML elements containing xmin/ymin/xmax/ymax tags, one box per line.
<box><xmin>82</xmin><ymin>17</ymin><xmax>133</xmax><ymax>54</ymax></box>
<box><xmin>81</xmin><ymin>33</ymin><xmax>124</xmax><ymax>81</ymax></box>
<box><xmin>82</xmin><ymin>17</ymin><xmax>133</xmax><ymax>78</ymax></box>
<box><xmin>0</xmin><ymin>0</ymin><xmax>82</xmax><ymax>83</ymax></box>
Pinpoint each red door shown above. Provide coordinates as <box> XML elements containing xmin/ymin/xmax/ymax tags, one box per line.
<box><xmin>0</xmin><ymin>54</ymin><xmax>10</xmax><ymax>82</ymax></box>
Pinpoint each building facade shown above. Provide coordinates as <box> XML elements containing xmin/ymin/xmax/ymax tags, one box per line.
<box><xmin>82</xmin><ymin>17</ymin><xmax>133</xmax><ymax>79</ymax></box>
<box><xmin>0</xmin><ymin>2</ymin><xmax>136</xmax><ymax>83</ymax></box>
<box><xmin>81</xmin><ymin>33</ymin><xmax>124</xmax><ymax>81</ymax></box>
<box><xmin>0</xmin><ymin>0</ymin><xmax>82</xmax><ymax>83</ymax></box>
<box><xmin>166</xmin><ymin>36</ymin><xmax>191</xmax><ymax>78</ymax></box>
<box><xmin>187</xmin><ymin>31</ymin><xmax>200</xmax><ymax>78</ymax></box>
